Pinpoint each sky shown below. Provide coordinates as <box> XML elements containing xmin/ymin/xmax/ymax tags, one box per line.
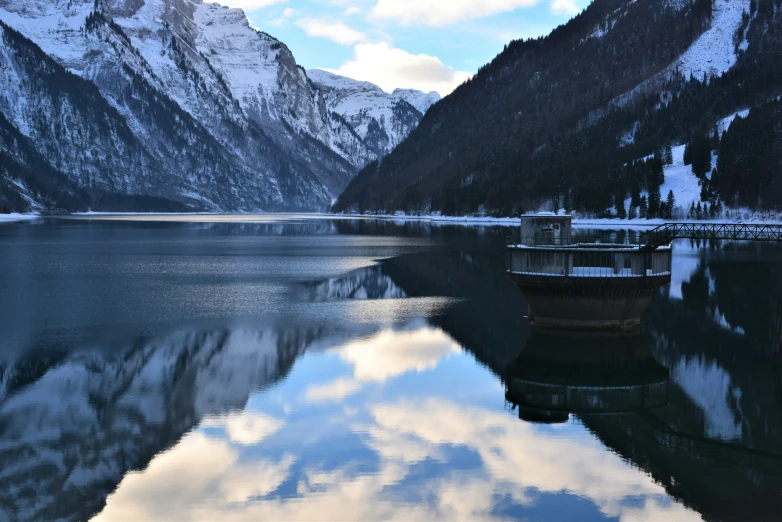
<box><xmin>217</xmin><ymin>0</ymin><xmax>592</xmax><ymax>96</ymax></box>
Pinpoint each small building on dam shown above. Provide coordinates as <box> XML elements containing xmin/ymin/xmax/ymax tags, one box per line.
<box><xmin>506</xmin><ymin>214</ymin><xmax>672</xmax><ymax>334</ymax></box>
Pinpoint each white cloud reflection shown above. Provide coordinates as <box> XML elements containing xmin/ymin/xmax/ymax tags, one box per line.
<box><xmin>96</xmin><ymin>396</ymin><xmax>698</xmax><ymax>521</ymax></box>
<box><xmin>94</xmin><ymin>326</ymin><xmax>697</xmax><ymax>521</ymax></box>
<box><xmin>94</xmin><ymin>431</ymin><xmax>294</xmax><ymax>521</ymax></box>
<box><xmin>304</xmin><ymin>326</ymin><xmax>460</xmax><ymax>402</ymax></box>
<box><xmin>202</xmin><ymin>412</ymin><xmax>284</xmax><ymax>445</ymax></box>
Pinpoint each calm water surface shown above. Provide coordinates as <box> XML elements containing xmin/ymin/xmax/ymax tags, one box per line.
<box><xmin>1</xmin><ymin>215</ymin><xmax>781</xmax><ymax>521</ymax></box>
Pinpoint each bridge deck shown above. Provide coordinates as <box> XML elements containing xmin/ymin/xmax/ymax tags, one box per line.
<box><xmin>640</xmin><ymin>223</ymin><xmax>782</xmax><ymax>251</ymax></box>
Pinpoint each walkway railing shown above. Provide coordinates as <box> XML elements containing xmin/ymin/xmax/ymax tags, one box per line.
<box><xmin>639</xmin><ymin>223</ymin><xmax>782</xmax><ymax>251</ymax></box>
<box><xmin>506</xmin><ymin>246</ymin><xmax>672</xmax><ymax>279</ymax></box>
<box><xmin>507</xmin><ymin>234</ymin><xmax>641</xmax><ymax>248</ymax></box>
<box><xmin>507</xmin><ymin>223</ymin><xmax>782</xmax><ymax>251</ymax></box>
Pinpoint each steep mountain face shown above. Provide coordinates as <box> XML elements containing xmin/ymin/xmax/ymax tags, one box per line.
<box><xmin>0</xmin><ymin>0</ymin><xmax>416</xmax><ymax>213</ymax></box>
<box><xmin>308</xmin><ymin>69</ymin><xmax>439</xmax><ymax>158</ymax></box>
<box><xmin>335</xmin><ymin>0</ymin><xmax>782</xmax><ymax>217</ymax></box>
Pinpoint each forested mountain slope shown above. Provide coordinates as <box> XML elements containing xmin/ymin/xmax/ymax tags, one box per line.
<box><xmin>334</xmin><ymin>0</ymin><xmax>782</xmax><ymax>217</ymax></box>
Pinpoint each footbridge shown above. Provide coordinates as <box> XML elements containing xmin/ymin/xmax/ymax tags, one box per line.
<box><xmin>639</xmin><ymin>223</ymin><xmax>782</xmax><ymax>251</ymax></box>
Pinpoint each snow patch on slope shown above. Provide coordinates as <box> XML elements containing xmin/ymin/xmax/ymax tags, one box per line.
<box><xmin>659</xmin><ymin>144</ymin><xmax>703</xmax><ymax>209</ymax></box>
<box><xmin>717</xmin><ymin>108</ymin><xmax>750</xmax><ymax>134</ymax></box>
<box><xmin>625</xmin><ymin>144</ymin><xmax>704</xmax><ymax>218</ymax></box>
<box><xmin>668</xmin><ymin>240</ymin><xmax>701</xmax><ymax>300</ymax></box>
<box><xmin>675</xmin><ymin>0</ymin><xmax>750</xmax><ymax>81</ymax></box>
<box><xmin>672</xmin><ymin>356</ymin><xmax>743</xmax><ymax>440</ymax></box>
<box><xmin>712</xmin><ymin>306</ymin><xmax>745</xmax><ymax>335</ymax></box>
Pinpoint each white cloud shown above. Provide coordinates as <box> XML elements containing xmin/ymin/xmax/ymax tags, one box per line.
<box><xmin>95</xmin><ymin>432</ymin><xmax>295</xmax><ymax>521</ymax></box>
<box><xmin>305</xmin><ymin>377</ymin><xmax>365</xmax><ymax>402</ymax></box>
<box><xmin>96</xmin><ymin>399</ymin><xmax>700</xmax><ymax>521</ymax></box>
<box><xmin>296</xmin><ymin>18</ymin><xmax>366</xmax><ymax>45</ymax></box>
<box><xmin>217</xmin><ymin>0</ymin><xmax>287</xmax><ymax>11</ymax></box>
<box><xmin>202</xmin><ymin>412</ymin><xmax>284</xmax><ymax>445</ymax></box>
<box><xmin>366</xmin><ymin>399</ymin><xmax>702</xmax><ymax>520</ymax></box>
<box><xmin>345</xmin><ymin>7</ymin><xmax>361</xmax><ymax>16</ymax></box>
<box><xmin>551</xmin><ymin>0</ymin><xmax>581</xmax><ymax>15</ymax></box>
<box><xmin>339</xmin><ymin>327</ymin><xmax>459</xmax><ymax>382</ymax></box>
<box><xmin>303</xmin><ymin>327</ymin><xmax>459</xmax><ymax>403</ymax></box>
<box><xmin>371</xmin><ymin>0</ymin><xmax>538</xmax><ymax>26</ymax></box>
<box><xmin>282</xmin><ymin>7</ymin><xmax>297</xmax><ymax>17</ymax></box>
<box><xmin>326</xmin><ymin>43</ymin><xmax>471</xmax><ymax>96</ymax></box>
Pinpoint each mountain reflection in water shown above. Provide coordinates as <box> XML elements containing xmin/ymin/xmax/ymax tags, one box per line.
<box><xmin>1</xmin><ymin>219</ymin><xmax>781</xmax><ymax>521</ymax></box>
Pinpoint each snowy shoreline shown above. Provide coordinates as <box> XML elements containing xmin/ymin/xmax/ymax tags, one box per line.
<box><xmin>0</xmin><ymin>213</ymin><xmax>40</xmax><ymax>222</ymax></box>
<box><xmin>3</xmin><ymin>212</ymin><xmax>780</xmax><ymax>228</ymax></box>
<box><xmin>334</xmin><ymin>213</ymin><xmax>782</xmax><ymax>228</ymax></box>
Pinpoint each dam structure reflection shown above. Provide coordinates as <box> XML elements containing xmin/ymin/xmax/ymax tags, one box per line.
<box><xmin>505</xmin><ymin>333</ymin><xmax>670</xmax><ymax>423</ymax></box>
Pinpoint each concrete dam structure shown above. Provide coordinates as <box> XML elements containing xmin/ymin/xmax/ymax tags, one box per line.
<box><xmin>506</xmin><ymin>214</ymin><xmax>672</xmax><ymax>333</ymax></box>
<box><xmin>506</xmin><ymin>215</ymin><xmax>782</xmax><ymax>334</ymax></box>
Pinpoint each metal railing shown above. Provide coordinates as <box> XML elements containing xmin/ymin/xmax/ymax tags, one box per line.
<box><xmin>640</xmin><ymin>223</ymin><xmax>782</xmax><ymax>251</ymax></box>
<box><xmin>506</xmin><ymin>246</ymin><xmax>672</xmax><ymax>279</ymax></box>
<box><xmin>507</xmin><ymin>223</ymin><xmax>782</xmax><ymax>251</ymax></box>
<box><xmin>507</xmin><ymin>233</ymin><xmax>643</xmax><ymax>248</ymax></box>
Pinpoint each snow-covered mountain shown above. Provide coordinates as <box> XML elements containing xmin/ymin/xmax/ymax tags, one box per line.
<box><xmin>308</xmin><ymin>69</ymin><xmax>440</xmax><ymax>157</ymax></box>
<box><xmin>0</xmin><ymin>0</ymin><xmax>432</xmax><ymax>213</ymax></box>
<box><xmin>391</xmin><ymin>88</ymin><xmax>441</xmax><ymax>115</ymax></box>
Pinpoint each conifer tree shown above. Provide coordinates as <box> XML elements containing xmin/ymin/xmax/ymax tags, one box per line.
<box><xmin>690</xmin><ymin>134</ymin><xmax>712</xmax><ymax>178</ymax></box>
<box><xmin>614</xmin><ymin>189</ymin><xmax>627</xmax><ymax>219</ymax></box>
<box><xmin>666</xmin><ymin>190</ymin><xmax>675</xmax><ymax>219</ymax></box>
<box><xmin>648</xmin><ymin>186</ymin><xmax>662</xmax><ymax>218</ymax></box>
<box><xmin>700</xmin><ymin>181</ymin><xmax>710</xmax><ymax>202</ymax></box>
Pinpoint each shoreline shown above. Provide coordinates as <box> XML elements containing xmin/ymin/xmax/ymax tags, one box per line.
<box><xmin>0</xmin><ymin>213</ymin><xmax>40</xmax><ymax>222</ymax></box>
<box><xmin>3</xmin><ymin>212</ymin><xmax>780</xmax><ymax>228</ymax></box>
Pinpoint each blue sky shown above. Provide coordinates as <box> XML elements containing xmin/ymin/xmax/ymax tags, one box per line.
<box><xmin>219</xmin><ymin>0</ymin><xmax>592</xmax><ymax>95</ymax></box>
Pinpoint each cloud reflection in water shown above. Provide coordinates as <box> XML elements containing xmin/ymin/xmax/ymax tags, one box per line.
<box><xmin>95</xmin><ymin>325</ymin><xmax>698</xmax><ymax>521</ymax></box>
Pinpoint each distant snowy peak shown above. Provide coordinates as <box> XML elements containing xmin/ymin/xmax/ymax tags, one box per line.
<box><xmin>308</xmin><ymin>69</ymin><xmax>439</xmax><ymax>156</ymax></box>
<box><xmin>307</xmin><ymin>69</ymin><xmax>385</xmax><ymax>97</ymax></box>
<box><xmin>392</xmin><ymin>88</ymin><xmax>441</xmax><ymax>115</ymax></box>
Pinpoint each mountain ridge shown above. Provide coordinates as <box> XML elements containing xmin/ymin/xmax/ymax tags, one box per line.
<box><xmin>0</xmin><ymin>0</ymin><xmax>436</xmax><ymax>213</ymax></box>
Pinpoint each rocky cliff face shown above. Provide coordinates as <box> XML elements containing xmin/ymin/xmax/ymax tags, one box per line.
<box><xmin>308</xmin><ymin>69</ymin><xmax>439</xmax><ymax>158</ymax></box>
<box><xmin>0</xmin><ymin>0</ymin><xmax>432</xmax><ymax>213</ymax></box>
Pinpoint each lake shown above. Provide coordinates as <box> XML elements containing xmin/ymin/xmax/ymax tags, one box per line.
<box><xmin>1</xmin><ymin>215</ymin><xmax>781</xmax><ymax>521</ymax></box>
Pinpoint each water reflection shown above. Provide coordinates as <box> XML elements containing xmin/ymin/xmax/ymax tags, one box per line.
<box><xmin>94</xmin><ymin>323</ymin><xmax>696</xmax><ymax>522</ymax></box>
<box><xmin>2</xmin><ymin>220</ymin><xmax>782</xmax><ymax>521</ymax></box>
<box><xmin>302</xmin><ymin>265</ymin><xmax>407</xmax><ymax>302</ymax></box>
<box><xmin>505</xmin><ymin>333</ymin><xmax>670</xmax><ymax>423</ymax></box>
<box><xmin>0</xmin><ymin>324</ymin><xmax>359</xmax><ymax>521</ymax></box>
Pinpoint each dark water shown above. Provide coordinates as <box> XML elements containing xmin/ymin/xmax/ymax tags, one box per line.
<box><xmin>1</xmin><ymin>215</ymin><xmax>781</xmax><ymax>522</ymax></box>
